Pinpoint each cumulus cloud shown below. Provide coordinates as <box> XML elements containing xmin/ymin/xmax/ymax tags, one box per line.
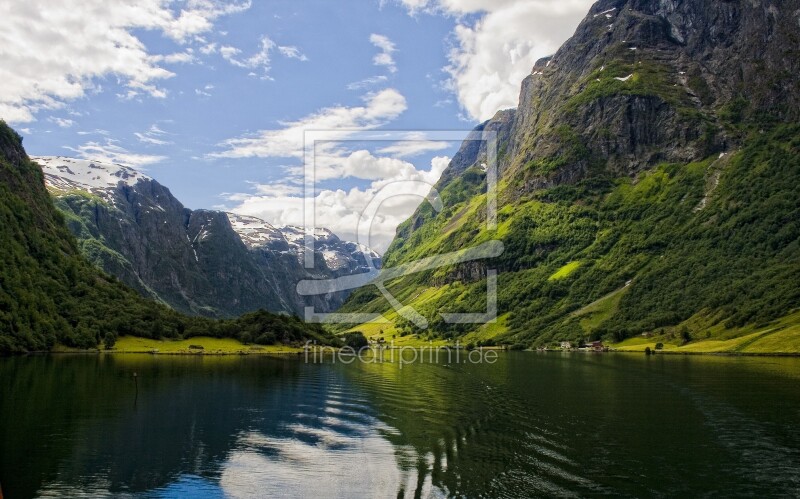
<box><xmin>397</xmin><ymin>0</ymin><xmax>593</xmax><ymax>121</ymax></box>
<box><xmin>164</xmin><ymin>0</ymin><xmax>252</xmax><ymax>42</ymax></box>
<box><xmin>370</xmin><ymin>34</ymin><xmax>398</xmax><ymax>73</ymax></box>
<box><xmin>0</xmin><ymin>0</ymin><xmax>250</xmax><ymax>123</ymax></box>
<box><xmin>226</xmin><ymin>155</ymin><xmax>451</xmax><ymax>252</ymax></box>
<box><xmin>302</xmin><ymin>149</ymin><xmax>433</xmax><ymax>182</ymax></box>
<box><xmin>66</xmin><ymin>139</ymin><xmax>166</xmax><ymax>167</ymax></box>
<box><xmin>211</xmin><ymin>88</ymin><xmax>408</xmax><ymax>159</ymax></box>
<box><xmin>152</xmin><ymin>50</ymin><xmax>197</xmax><ymax>64</ymax></box>
<box><xmin>211</xmin><ymin>84</ymin><xmax>456</xmax><ymax>250</ymax></box>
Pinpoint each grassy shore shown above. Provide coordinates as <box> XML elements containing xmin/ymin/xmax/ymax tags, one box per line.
<box><xmin>49</xmin><ymin>309</ymin><xmax>800</xmax><ymax>357</ymax></box>
<box><xmin>613</xmin><ymin>312</ymin><xmax>800</xmax><ymax>355</ymax></box>
<box><xmin>61</xmin><ymin>336</ymin><xmax>305</xmax><ymax>355</ymax></box>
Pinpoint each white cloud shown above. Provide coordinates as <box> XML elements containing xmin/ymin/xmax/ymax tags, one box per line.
<box><xmin>220</xmin><ymin>45</ymin><xmax>241</xmax><ymax>59</ymax></box>
<box><xmin>220</xmin><ymin>36</ymin><xmax>307</xmax><ymax>79</ymax></box>
<box><xmin>66</xmin><ymin>139</ymin><xmax>166</xmax><ymax>166</ymax></box>
<box><xmin>48</xmin><ymin>116</ymin><xmax>75</xmax><ymax>128</ymax></box>
<box><xmin>213</xmin><ymin>83</ymin><xmax>436</xmax><ymax>250</ymax></box>
<box><xmin>347</xmin><ymin>75</ymin><xmax>389</xmax><ymax>91</ymax></box>
<box><xmin>398</xmin><ymin>0</ymin><xmax>593</xmax><ymax>121</ymax></box>
<box><xmin>0</xmin><ymin>0</ymin><xmax>250</xmax><ymax>123</ymax></box>
<box><xmin>375</xmin><ymin>132</ymin><xmax>452</xmax><ymax>157</ymax></box>
<box><xmin>164</xmin><ymin>0</ymin><xmax>251</xmax><ymax>42</ymax></box>
<box><xmin>278</xmin><ymin>45</ymin><xmax>308</xmax><ymax>61</ymax></box>
<box><xmin>211</xmin><ymin>88</ymin><xmax>408</xmax><ymax>159</ymax></box>
<box><xmin>199</xmin><ymin>42</ymin><xmax>218</xmax><ymax>55</ymax></box>
<box><xmin>77</xmin><ymin>129</ymin><xmax>110</xmax><ymax>136</ymax></box>
<box><xmin>370</xmin><ymin>34</ymin><xmax>397</xmax><ymax>73</ymax></box>
<box><xmin>195</xmin><ymin>83</ymin><xmax>215</xmax><ymax>97</ymax></box>
<box><xmin>134</xmin><ymin>124</ymin><xmax>173</xmax><ymax>146</ymax></box>
<box><xmin>227</xmin><ymin>155</ymin><xmax>450</xmax><ymax>252</ymax></box>
<box><xmin>153</xmin><ymin>50</ymin><xmax>197</xmax><ymax>64</ymax></box>
<box><xmin>221</xmin><ymin>37</ymin><xmax>274</xmax><ymax>76</ymax></box>
<box><xmin>134</xmin><ymin>134</ymin><xmax>170</xmax><ymax>145</ymax></box>
<box><xmin>304</xmin><ymin>149</ymin><xmax>422</xmax><ymax>182</ymax></box>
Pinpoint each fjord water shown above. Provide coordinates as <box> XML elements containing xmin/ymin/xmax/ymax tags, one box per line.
<box><xmin>2</xmin><ymin>353</ymin><xmax>799</xmax><ymax>498</ymax></box>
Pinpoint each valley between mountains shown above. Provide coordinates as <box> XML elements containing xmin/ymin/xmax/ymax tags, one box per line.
<box><xmin>1</xmin><ymin>0</ymin><xmax>799</xmax><ymax>355</ymax></box>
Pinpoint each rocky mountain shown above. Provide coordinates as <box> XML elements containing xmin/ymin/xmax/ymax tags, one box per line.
<box><xmin>339</xmin><ymin>0</ymin><xmax>800</xmax><ymax>348</ymax></box>
<box><xmin>226</xmin><ymin>214</ymin><xmax>381</xmax><ymax>277</ymax></box>
<box><xmin>0</xmin><ymin>123</ymin><xmax>336</xmax><ymax>354</ymax></box>
<box><xmin>36</xmin><ymin>156</ymin><xmax>380</xmax><ymax>318</ymax></box>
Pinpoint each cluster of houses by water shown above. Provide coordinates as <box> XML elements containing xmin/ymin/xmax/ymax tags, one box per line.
<box><xmin>540</xmin><ymin>340</ymin><xmax>609</xmax><ymax>352</ymax></box>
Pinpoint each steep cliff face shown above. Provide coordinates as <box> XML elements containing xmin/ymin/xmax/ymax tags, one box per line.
<box><xmin>38</xmin><ymin>157</ymin><xmax>380</xmax><ymax>318</ymax></box>
<box><xmin>0</xmin><ymin>124</ymin><xmax>182</xmax><ymax>352</ymax></box>
<box><xmin>340</xmin><ymin>0</ymin><xmax>800</xmax><ymax>347</ymax></box>
<box><xmin>462</xmin><ymin>0</ymin><xmax>800</xmax><ymax>197</ymax></box>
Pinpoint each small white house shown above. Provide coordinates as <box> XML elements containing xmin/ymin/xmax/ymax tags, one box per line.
<box><xmin>560</xmin><ymin>341</ymin><xmax>572</xmax><ymax>350</ymax></box>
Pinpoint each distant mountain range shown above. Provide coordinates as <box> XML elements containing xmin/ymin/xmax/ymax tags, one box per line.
<box><xmin>36</xmin><ymin>156</ymin><xmax>380</xmax><ymax>318</ymax></box>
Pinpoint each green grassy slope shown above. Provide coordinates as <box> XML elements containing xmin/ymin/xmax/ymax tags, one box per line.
<box><xmin>338</xmin><ymin>124</ymin><xmax>800</xmax><ymax>350</ymax></box>
<box><xmin>336</xmin><ymin>1</ymin><xmax>800</xmax><ymax>352</ymax></box>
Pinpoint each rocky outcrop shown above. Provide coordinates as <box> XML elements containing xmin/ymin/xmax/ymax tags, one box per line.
<box><xmin>433</xmin><ymin>0</ymin><xmax>800</xmax><ymax>200</ymax></box>
<box><xmin>37</xmin><ymin>156</ymin><xmax>380</xmax><ymax>318</ymax></box>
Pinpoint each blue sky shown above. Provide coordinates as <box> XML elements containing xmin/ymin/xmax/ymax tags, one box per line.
<box><xmin>1</xmin><ymin>0</ymin><xmax>593</xmax><ymax>251</ymax></box>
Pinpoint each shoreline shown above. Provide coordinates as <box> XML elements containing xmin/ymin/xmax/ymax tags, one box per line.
<box><xmin>24</xmin><ymin>349</ymin><xmax>306</xmax><ymax>357</ymax></box>
<box><xmin>614</xmin><ymin>350</ymin><xmax>800</xmax><ymax>358</ymax></box>
<box><xmin>533</xmin><ymin>348</ymin><xmax>800</xmax><ymax>357</ymax></box>
<box><xmin>15</xmin><ymin>347</ymin><xmax>800</xmax><ymax>358</ymax></box>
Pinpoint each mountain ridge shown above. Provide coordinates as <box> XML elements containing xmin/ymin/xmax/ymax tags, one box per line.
<box><xmin>338</xmin><ymin>0</ymin><xmax>800</xmax><ymax>349</ymax></box>
<box><xmin>36</xmin><ymin>155</ymin><xmax>381</xmax><ymax>318</ymax></box>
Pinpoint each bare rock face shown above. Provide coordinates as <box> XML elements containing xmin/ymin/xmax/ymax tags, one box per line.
<box><xmin>37</xmin><ymin>156</ymin><xmax>380</xmax><ymax>318</ymax></box>
<box><xmin>431</xmin><ymin>0</ymin><xmax>800</xmax><ymax>201</ymax></box>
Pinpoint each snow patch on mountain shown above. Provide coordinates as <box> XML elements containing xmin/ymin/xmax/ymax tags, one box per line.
<box><xmin>226</xmin><ymin>213</ymin><xmax>286</xmax><ymax>249</ymax></box>
<box><xmin>38</xmin><ymin>157</ymin><xmax>381</xmax><ymax>276</ymax></box>
<box><xmin>34</xmin><ymin>156</ymin><xmax>149</xmax><ymax>193</ymax></box>
<box><xmin>226</xmin><ymin>213</ymin><xmax>381</xmax><ymax>272</ymax></box>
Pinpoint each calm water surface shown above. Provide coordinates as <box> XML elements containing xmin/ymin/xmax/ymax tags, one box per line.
<box><xmin>1</xmin><ymin>352</ymin><xmax>799</xmax><ymax>498</ymax></box>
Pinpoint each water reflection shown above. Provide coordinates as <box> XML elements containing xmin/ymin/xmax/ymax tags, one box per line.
<box><xmin>2</xmin><ymin>353</ymin><xmax>800</xmax><ymax>497</ymax></box>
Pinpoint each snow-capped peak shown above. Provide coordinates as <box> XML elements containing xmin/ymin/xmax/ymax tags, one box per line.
<box><xmin>280</xmin><ymin>225</ymin><xmax>334</xmax><ymax>240</ymax></box>
<box><xmin>225</xmin><ymin>212</ymin><xmax>286</xmax><ymax>249</ymax></box>
<box><xmin>34</xmin><ymin>156</ymin><xmax>150</xmax><ymax>193</ymax></box>
<box><xmin>226</xmin><ymin>212</ymin><xmax>381</xmax><ymax>271</ymax></box>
